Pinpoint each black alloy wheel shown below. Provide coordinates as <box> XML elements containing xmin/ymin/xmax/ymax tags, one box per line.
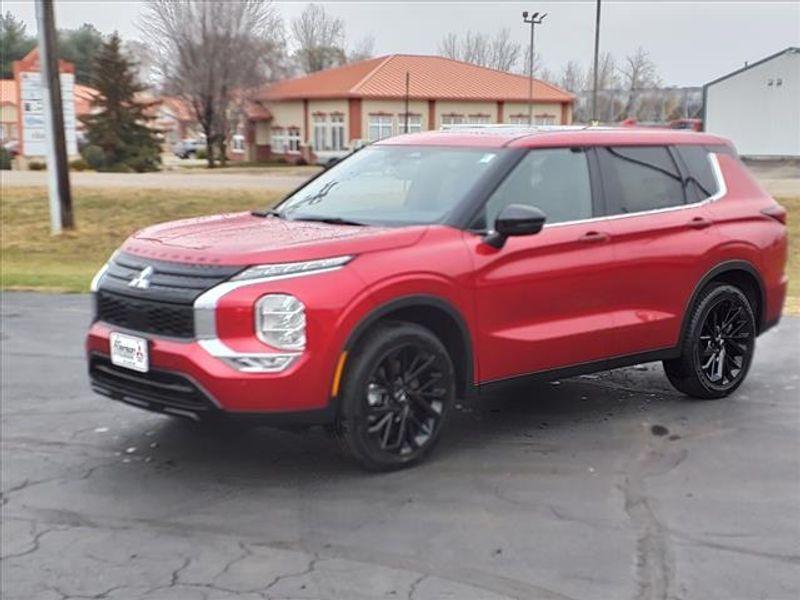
<box><xmin>337</xmin><ymin>322</ymin><xmax>455</xmax><ymax>471</ymax></box>
<box><xmin>664</xmin><ymin>283</ymin><xmax>756</xmax><ymax>399</ymax></box>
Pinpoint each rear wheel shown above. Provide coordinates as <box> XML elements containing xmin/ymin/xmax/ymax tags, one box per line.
<box><xmin>336</xmin><ymin>322</ymin><xmax>455</xmax><ymax>471</ymax></box>
<box><xmin>663</xmin><ymin>283</ymin><xmax>756</xmax><ymax>399</ymax></box>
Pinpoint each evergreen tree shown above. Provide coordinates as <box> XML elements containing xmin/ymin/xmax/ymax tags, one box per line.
<box><xmin>58</xmin><ymin>24</ymin><xmax>104</xmax><ymax>85</ymax></box>
<box><xmin>1</xmin><ymin>12</ymin><xmax>36</xmax><ymax>78</ymax></box>
<box><xmin>80</xmin><ymin>33</ymin><xmax>161</xmax><ymax>172</ymax></box>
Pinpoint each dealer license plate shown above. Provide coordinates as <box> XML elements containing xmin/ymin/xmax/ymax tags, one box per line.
<box><xmin>110</xmin><ymin>332</ymin><xmax>149</xmax><ymax>373</ymax></box>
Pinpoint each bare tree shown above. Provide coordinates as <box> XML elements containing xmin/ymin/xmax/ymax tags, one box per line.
<box><xmin>291</xmin><ymin>3</ymin><xmax>345</xmax><ymax>74</ymax></box>
<box><xmin>347</xmin><ymin>35</ymin><xmax>375</xmax><ymax>63</ymax></box>
<box><xmin>439</xmin><ymin>32</ymin><xmax>459</xmax><ymax>61</ymax></box>
<box><xmin>124</xmin><ymin>40</ymin><xmax>158</xmax><ymax>88</ymax></box>
<box><xmin>489</xmin><ymin>29</ymin><xmax>521</xmax><ymax>72</ymax></box>
<box><xmin>521</xmin><ymin>46</ymin><xmax>544</xmax><ymax>78</ymax></box>
<box><xmin>621</xmin><ymin>46</ymin><xmax>661</xmax><ymax>119</ymax></box>
<box><xmin>438</xmin><ymin>29</ymin><xmax>521</xmax><ymax>72</ymax></box>
<box><xmin>558</xmin><ymin>60</ymin><xmax>584</xmax><ymax>93</ymax></box>
<box><xmin>142</xmin><ymin>0</ymin><xmax>282</xmax><ymax>167</ymax></box>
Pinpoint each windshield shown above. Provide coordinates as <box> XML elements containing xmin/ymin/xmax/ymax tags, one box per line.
<box><xmin>275</xmin><ymin>145</ymin><xmax>503</xmax><ymax>226</ymax></box>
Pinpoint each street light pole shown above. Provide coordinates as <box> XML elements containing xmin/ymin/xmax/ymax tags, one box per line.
<box><xmin>35</xmin><ymin>0</ymin><xmax>73</xmax><ymax>233</ymax></box>
<box><xmin>522</xmin><ymin>11</ymin><xmax>547</xmax><ymax>125</ymax></box>
<box><xmin>591</xmin><ymin>0</ymin><xmax>602</xmax><ymax>124</ymax></box>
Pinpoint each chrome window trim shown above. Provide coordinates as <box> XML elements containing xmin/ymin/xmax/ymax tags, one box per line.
<box><xmin>541</xmin><ymin>152</ymin><xmax>727</xmax><ymax>229</ymax></box>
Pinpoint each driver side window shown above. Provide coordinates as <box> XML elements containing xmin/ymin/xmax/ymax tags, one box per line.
<box><xmin>478</xmin><ymin>148</ymin><xmax>593</xmax><ymax>229</ymax></box>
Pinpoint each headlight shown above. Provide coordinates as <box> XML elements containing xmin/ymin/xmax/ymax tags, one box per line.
<box><xmin>232</xmin><ymin>255</ymin><xmax>353</xmax><ymax>281</ymax></box>
<box><xmin>256</xmin><ymin>294</ymin><xmax>306</xmax><ymax>350</ymax></box>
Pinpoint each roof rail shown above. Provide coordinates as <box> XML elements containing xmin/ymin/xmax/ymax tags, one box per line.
<box><xmin>438</xmin><ymin>123</ymin><xmax>604</xmax><ymax>135</ymax></box>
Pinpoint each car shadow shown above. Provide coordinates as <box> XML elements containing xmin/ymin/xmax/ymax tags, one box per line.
<box><xmin>101</xmin><ymin>363</ymin><xmax>689</xmax><ymax>484</ymax></box>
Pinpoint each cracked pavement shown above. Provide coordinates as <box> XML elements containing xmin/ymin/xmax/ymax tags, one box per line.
<box><xmin>2</xmin><ymin>292</ymin><xmax>799</xmax><ymax>599</ymax></box>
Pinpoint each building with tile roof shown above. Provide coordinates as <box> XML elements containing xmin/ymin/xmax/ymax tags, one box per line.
<box><xmin>239</xmin><ymin>54</ymin><xmax>574</xmax><ymax>164</ymax></box>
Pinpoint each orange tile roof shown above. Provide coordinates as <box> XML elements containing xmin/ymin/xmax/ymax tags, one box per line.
<box><xmin>259</xmin><ymin>54</ymin><xmax>573</xmax><ymax>103</ymax></box>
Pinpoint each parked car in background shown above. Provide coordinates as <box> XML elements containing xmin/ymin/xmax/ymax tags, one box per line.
<box><xmin>314</xmin><ymin>140</ymin><xmax>370</xmax><ymax>167</ymax></box>
<box><xmin>3</xmin><ymin>139</ymin><xmax>20</xmax><ymax>159</ymax></box>
<box><xmin>172</xmin><ymin>139</ymin><xmax>201</xmax><ymax>159</ymax></box>
<box><xmin>669</xmin><ymin>118</ymin><xmax>703</xmax><ymax>131</ymax></box>
<box><xmin>87</xmin><ymin>126</ymin><xmax>787</xmax><ymax>471</ymax></box>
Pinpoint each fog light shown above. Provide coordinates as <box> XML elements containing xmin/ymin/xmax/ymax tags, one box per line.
<box><xmin>223</xmin><ymin>354</ymin><xmax>296</xmax><ymax>373</ymax></box>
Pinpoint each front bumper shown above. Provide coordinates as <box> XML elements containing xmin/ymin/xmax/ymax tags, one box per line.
<box><xmin>86</xmin><ymin>321</ymin><xmax>337</xmax><ymax>421</ymax></box>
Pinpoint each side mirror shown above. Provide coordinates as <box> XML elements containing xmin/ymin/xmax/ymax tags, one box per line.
<box><xmin>484</xmin><ymin>204</ymin><xmax>547</xmax><ymax>249</ymax></box>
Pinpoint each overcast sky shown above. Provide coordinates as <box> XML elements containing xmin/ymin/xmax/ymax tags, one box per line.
<box><xmin>6</xmin><ymin>1</ymin><xmax>800</xmax><ymax>87</ymax></box>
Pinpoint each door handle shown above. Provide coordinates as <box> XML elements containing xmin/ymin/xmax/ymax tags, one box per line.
<box><xmin>578</xmin><ymin>231</ymin><xmax>609</xmax><ymax>243</ymax></box>
<box><xmin>688</xmin><ymin>216</ymin><xmax>713</xmax><ymax>230</ymax></box>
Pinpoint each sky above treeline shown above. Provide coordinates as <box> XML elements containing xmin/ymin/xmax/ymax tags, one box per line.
<box><xmin>6</xmin><ymin>1</ymin><xmax>800</xmax><ymax>87</ymax></box>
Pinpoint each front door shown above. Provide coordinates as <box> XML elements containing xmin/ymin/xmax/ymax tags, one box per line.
<box><xmin>465</xmin><ymin>147</ymin><xmax>618</xmax><ymax>383</ymax></box>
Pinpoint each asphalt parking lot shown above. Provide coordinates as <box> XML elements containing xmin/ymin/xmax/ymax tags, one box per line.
<box><xmin>1</xmin><ymin>292</ymin><xmax>798</xmax><ymax>600</ymax></box>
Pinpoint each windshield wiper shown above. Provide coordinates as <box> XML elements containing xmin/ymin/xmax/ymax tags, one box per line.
<box><xmin>290</xmin><ymin>215</ymin><xmax>366</xmax><ymax>226</ymax></box>
<box><xmin>251</xmin><ymin>209</ymin><xmax>284</xmax><ymax>218</ymax></box>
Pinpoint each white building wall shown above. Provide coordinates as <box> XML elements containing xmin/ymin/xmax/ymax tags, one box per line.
<box><xmin>705</xmin><ymin>50</ymin><xmax>799</xmax><ymax>157</ymax></box>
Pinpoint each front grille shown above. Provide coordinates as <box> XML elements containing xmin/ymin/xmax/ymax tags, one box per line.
<box><xmin>94</xmin><ymin>252</ymin><xmax>242</xmax><ymax>339</ymax></box>
<box><xmin>97</xmin><ymin>291</ymin><xmax>195</xmax><ymax>338</ymax></box>
<box><xmin>89</xmin><ymin>354</ymin><xmax>217</xmax><ymax>415</ymax></box>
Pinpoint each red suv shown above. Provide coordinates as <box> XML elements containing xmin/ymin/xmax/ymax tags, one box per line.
<box><xmin>87</xmin><ymin>127</ymin><xmax>788</xmax><ymax>470</ymax></box>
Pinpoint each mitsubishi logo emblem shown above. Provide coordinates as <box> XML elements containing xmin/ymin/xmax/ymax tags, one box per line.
<box><xmin>128</xmin><ymin>266</ymin><xmax>154</xmax><ymax>289</ymax></box>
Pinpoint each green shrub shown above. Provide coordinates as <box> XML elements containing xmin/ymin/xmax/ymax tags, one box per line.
<box><xmin>69</xmin><ymin>158</ymin><xmax>90</xmax><ymax>171</ymax></box>
<box><xmin>0</xmin><ymin>147</ymin><xmax>11</xmax><ymax>170</ymax></box>
<box><xmin>28</xmin><ymin>160</ymin><xmax>46</xmax><ymax>171</ymax></box>
<box><xmin>196</xmin><ymin>146</ymin><xmax>207</xmax><ymax>160</ymax></box>
<box><xmin>81</xmin><ymin>144</ymin><xmax>105</xmax><ymax>170</ymax></box>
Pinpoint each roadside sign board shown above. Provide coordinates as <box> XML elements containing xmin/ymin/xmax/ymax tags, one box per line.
<box><xmin>20</xmin><ymin>71</ymin><xmax>78</xmax><ymax>156</ymax></box>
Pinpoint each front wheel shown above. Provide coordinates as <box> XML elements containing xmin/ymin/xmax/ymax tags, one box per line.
<box><xmin>663</xmin><ymin>283</ymin><xmax>756</xmax><ymax>399</ymax></box>
<box><xmin>336</xmin><ymin>322</ymin><xmax>455</xmax><ymax>471</ymax></box>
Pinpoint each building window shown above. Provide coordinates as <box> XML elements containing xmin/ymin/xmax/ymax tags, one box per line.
<box><xmin>271</xmin><ymin>128</ymin><xmax>286</xmax><ymax>153</ymax></box>
<box><xmin>231</xmin><ymin>134</ymin><xmax>245</xmax><ymax>153</ymax></box>
<box><xmin>509</xmin><ymin>115</ymin><xmax>530</xmax><ymax>125</ymax></box>
<box><xmin>312</xmin><ymin>114</ymin><xmax>327</xmax><ymax>151</ymax></box>
<box><xmin>398</xmin><ymin>114</ymin><xmax>422</xmax><ymax>134</ymax></box>
<box><xmin>466</xmin><ymin>114</ymin><xmax>491</xmax><ymax>125</ymax></box>
<box><xmin>534</xmin><ymin>114</ymin><xmax>557</xmax><ymax>126</ymax></box>
<box><xmin>330</xmin><ymin>113</ymin><xmax>345</xmax><ymax>150</ymax></box>
<box><xmin>287</xmin><ymin>127</ymin><xmax>301</xmax><ymax>153</ymax></box>
<box><xmin>368</xmin><ymin>114</ymin><xmax>394</xmax><ymax>141</ymax></box>
<box><xmin>441</xmin><ymin>114</ymin><xmax>464</xmax><ymax>127</ymax></box>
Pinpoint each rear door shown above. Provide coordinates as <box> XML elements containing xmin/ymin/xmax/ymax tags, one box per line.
<box><xmin>466</xmin><ymin>146</ymin><xmax>618</xmax><ymax>383</ymax></box>
<box><xmin>597</xmin><ymin>144</ymin><xmax>720</xmax><ymax>356</ymax></box>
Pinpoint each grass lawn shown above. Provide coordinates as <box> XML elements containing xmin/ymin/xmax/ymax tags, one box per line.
<box><xmin>1</xmin><ymin>186</ymin><xmax>283</xmax><ymax>292</ymax></box>
<box><xmin>1</xmin><ymin>186</ymin><xmax>798</xmax><ymax>314</ymax></box>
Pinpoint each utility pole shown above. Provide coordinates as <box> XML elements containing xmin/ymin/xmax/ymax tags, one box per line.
<box><xmin>591</xmin><ymin>0</ymin><xmax>602</xmax><ymax>124</ymax></box>
<box><xmin>35</xmin><ymin>0</ymin><xmax>73</xmax><ymax>233</ymax></box>
<box><xmin>522</xmin><ymin>11</ymin><xmax>547</xmax><ymax>125</ymax></box>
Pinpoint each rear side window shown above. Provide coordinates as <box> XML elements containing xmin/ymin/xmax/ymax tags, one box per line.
<box><xmin>675</xmin><ymin>145</ymin><xmax>719</xmax><ymax>202</ymax></box>
<box><xmin>598</xmin><ymin>146</ymin><xmax>685</xmax><ymax>215</ymax></box>
<box><xmin>479</xmin><ymin>148</ymin><xmax>593</xmax><ymax>228</ymax></box>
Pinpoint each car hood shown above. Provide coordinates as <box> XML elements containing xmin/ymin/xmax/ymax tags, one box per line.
<box><xmin>121</xmin><ymin>211</ymin><xmax>428</xmax><ymax>265</ymax></box>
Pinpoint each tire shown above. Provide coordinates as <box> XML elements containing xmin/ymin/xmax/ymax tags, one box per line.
<box><xmin>663</xmin><ymin>283</ymin><xmax>756</xmax><ymax>399</ymax></box>
<box><xmin>336</xmin><ymin>321</ymin><xmax>455</xmax><ymax>471</ymax></box>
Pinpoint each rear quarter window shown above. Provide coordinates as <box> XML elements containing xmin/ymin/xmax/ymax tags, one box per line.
<box><xmin>675</xmin><ymin>145</ymin><xmax>719</xmax><ymax>202</ymax></box>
